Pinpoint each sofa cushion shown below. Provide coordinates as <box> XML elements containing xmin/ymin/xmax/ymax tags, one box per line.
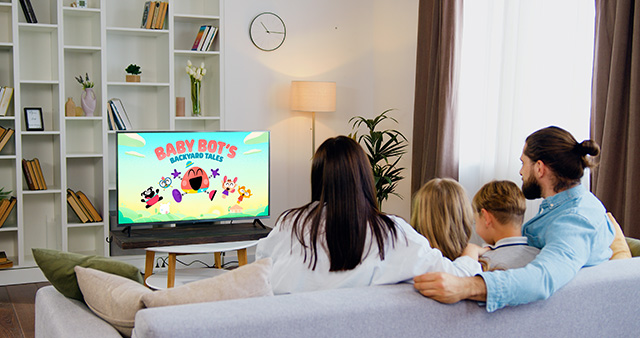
<box><xmin>32</xmin><ymin>248</ymin><xmax>144</xmax><ymax>301</ymax></box>
<box><xmin>627</xmin><ymin>237</ymin><xmax>640</xmax><ymax>257</ymax></box>
<box><xmin>141</xmin><ymin>257</ymin><xmax>274</xmax><ymax>308</ymax></box>
<box><xmin>74</xmin><ymin>266</ymin><xmax>150</xmax><ymax>337</ymax></box>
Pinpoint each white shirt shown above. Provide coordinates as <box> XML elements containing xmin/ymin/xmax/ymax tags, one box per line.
<box><xmin>481</xmin><ymin>236</ymin><xmax>541</xmax><ymax>271</ymax></box>
<box><xmin>255</xmin><ymin>211</ymin><xmax>481</xmax><ymax>294</ymax></box>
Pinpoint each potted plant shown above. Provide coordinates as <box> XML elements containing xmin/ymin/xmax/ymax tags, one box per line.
<box><xmin>0</xmin><ymin>187</ymin><xmax>11</xmax><ymax>200</ymax></box>
<box><xmin>125</xmin><ymin>64</ymin><xmax>141</xmax><ymax>82</ymax></box>
<box><xmin>74</xmin><ymin>73</ymin><xmax>95</xmax><ymax>116</ymax></box>
<box><xmin>349</xmin><ymin>109</ymin><xmax>408</xmax><ymax>209</ymax></box>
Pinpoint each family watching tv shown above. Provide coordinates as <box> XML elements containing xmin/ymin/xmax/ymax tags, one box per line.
<box><xmin>116</xmin><ymin>130</ymin><xmax>270</xmax><ymax>227</ymax></box>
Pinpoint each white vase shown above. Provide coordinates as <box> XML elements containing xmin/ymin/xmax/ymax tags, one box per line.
<box><xmin>81</xmin><ymin>88</ymin><xmax>96</xmax><ymax>116</ymax></box>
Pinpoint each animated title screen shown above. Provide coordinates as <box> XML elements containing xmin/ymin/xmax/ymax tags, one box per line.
<box><xmin>116</xmin><ymin>131</ymin><xmax>270</xmax><ymax>225</ymax></box>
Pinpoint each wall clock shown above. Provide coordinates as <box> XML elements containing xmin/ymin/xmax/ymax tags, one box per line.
<box><xmin>249</xmin><ymin>12</ymin><xmax>286</xmax><ymax>51</ymax></box>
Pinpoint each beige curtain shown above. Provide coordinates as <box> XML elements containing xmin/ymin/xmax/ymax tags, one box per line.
<box><xmin>411</xmin><ymin>0</ymin><xmax>463</xmax><ymax>195</ymax></box>
<box><xmin>591</xmin><ymin>0</ymin><xmax>640</xmax><ymax>238</ymax></box>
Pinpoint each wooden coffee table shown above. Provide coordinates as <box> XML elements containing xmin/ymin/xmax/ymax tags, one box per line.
<box><xmin>144</xmin><ymin>240</ymin><xmax>259</xmax><ymax>288</ymax></box>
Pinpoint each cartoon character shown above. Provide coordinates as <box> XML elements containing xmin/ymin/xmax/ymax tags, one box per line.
<box><xmin>141</xmin><ymin>187</ymin><xmax>163</xmax><ymax>209</ymax></box>
<box><xmin>181</xmin><ymin>166</ymin><xmax>209</xmax><ymax>193</ymax></box>
<box><xmin>237</xmin><ymin>186</ymin><xmax>252</xmax><ymax>203</ymax></box>
<box><xmin>221</xmin><ymin>176</ymin><xmax>237</xmax><ymax>199</ymax></box>
<box><xmin>171</xmin><ymin>164</ymin><xmax>218</xmax><ymax>203</ymax></box>
<box><xmin>159</xmin><ymin>203</ymin><xmax>171</xmax><ymax>214</ymax></box>
<box><xmin>158</xmin><ymin>176</ymin><xmax>172</xmax><ymax>189</ymax></box>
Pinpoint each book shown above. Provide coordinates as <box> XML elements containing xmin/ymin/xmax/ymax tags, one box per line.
<box><xmin>0</xmin><ymin>260</ymin><xmax>13</xmax><ymax>269</ymax></box>
<box><xmin>76</xmin><ymin>191</ymin><xmax>103</xmax><ymax>222</ymax></box>
<box><xmin>69</xmin><ymin>189</ymin><xmax>95</xmax><ymax>222</ymax></box>
<box><xmin>26</xmin><ymin>159</ymin><xmax>41</xmax><ymax>190</ymax></box>
<box><xmin>106</xmin><ymin>102</ymin><xmax>117</xmax><ymax>130</ymax></box>
<box><xmin>19</xmin><ymin>0</ymin><xmax>34</xmax><ymax>23</ymax></box>
<box><xmin>0</xmin><ymin>199</ymin><xmax>9</xmax><ymax>226</ymax></box>
<box><xmin>0</xmin><ymin>128</ymin><xmax>14</xmax><ymax>152</ymax></box>
<box><xmin>0</xmin><ymin>125</ymin><xmax>6</xmax><ymax>141</ymax></box>
<box><xmin>108</xmin><ymin>100</ymin><xmax>124</xmax><ymax>130</ymax></box>
<box><xmin>110</xmin><ymin>98</ymin><xmax>132</xmax><ymax>130</ymax></box>
<box><xmin>145</xmin><ymin>1</ymin><xmax>156</xmax><ymax>29</ymax></box>
<box><xmin>149</xmin><ymin>1</ymin><xmax>160</xmax><ymax>29</ymax></box>
<box><xmin>197</xmin><ymin>26</ymin><xmax>211</xmax><ymax>51</ymax></box>
<box><xmin>0</xmin><ymin>86</ymin><xmax>14</xmax><ymax>116</ymax></box>
<box><xmin>33</xmin><ymin>158</ymin><xmax>47</xmax><ymax>190</ymax></box>
<box><xmin>67</xmin><ymin>189</ymin><xmax>90</xmax><ymax>223</ymax></box>
<box><xmin>159</xmin><ymin>2</ymin><xmax>169</xmax><ymax>29</ymax></box>
<box><xmin>25</xmin><ymin>0</ymin><xmax>37</xmax><ymax>23</ymax></box>
<box><xmin>191</xmin><ymin>25</ymin><xmax>208</xmax><ymax>50</ymax></box>
<box><xmin>140</xmin><ymin>1</ymin><xmax>151</xmax><ymax>28</ymax></box>
<box><xmin>155</xmin><ymin>2</ymin><xmax>166</xmax><ymax>29</ymax></box>
<box><xmin>0</xmin><ymin>197</ymin><xmax>16</xmax><ymax>228</ymax></box>
<box><xmin>21</xmin><ymin>159</ymin><xmax>35</xmax><ymax>190</ymax></box>
<box><xmin>0</xmin><ymin>251</ymin><xmax>7</xmax><ymax>262</ymax></box>
<box><xmin>201</xmin><ymin>26</ymin><xmax>218</xmax><ymax>51</ymax></box>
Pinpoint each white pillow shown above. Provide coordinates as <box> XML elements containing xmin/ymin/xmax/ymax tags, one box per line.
<box><xmin>74</xmin><ymin>265</ymin><xmax>151</xmax><ymax>337</ymax></box>
<box><xmin>142</xmin><ymin>257</ymin><xmax>274</xmax><ymax>307</ymax></box>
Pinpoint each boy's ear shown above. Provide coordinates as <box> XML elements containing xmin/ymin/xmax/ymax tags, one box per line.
<box><xmin>480</xmin><ymin>209</ymin><xmax>494</xmax><ymax>228</ymax></box>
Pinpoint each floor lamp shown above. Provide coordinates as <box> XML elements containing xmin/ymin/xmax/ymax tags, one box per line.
<box><xmin>290</xmin><ymin>81</ymin><xmax>337</xmax><ymax>157</ymax></box>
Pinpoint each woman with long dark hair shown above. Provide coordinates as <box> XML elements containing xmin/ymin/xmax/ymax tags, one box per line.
<box><xmin>256</xmin><ymin>136</ymin><xmax>482</xmax><ymax>294</ymax></box>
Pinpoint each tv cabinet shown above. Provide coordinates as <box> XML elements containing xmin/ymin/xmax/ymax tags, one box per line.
<box><xmin>0</xmin><ymin>0</ymin><xmax>224</xmax><ymax>285</ymax></box>
<box><xmin>110</xmin><ymin>222</ymin><xmax>270</xmax><ymax>250</ymax></box>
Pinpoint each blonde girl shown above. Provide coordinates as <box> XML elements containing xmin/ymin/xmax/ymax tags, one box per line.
<box><xmin>410</xmin><ymin>178</ymin><xmax>474</xmax><ymax>261</ymax></box>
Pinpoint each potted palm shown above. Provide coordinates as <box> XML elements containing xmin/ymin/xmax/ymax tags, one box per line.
<box><xmin>349</xmin><ymin>109</ymin><xmax>408</xmax><ymax>209</ymax></box>
<box><xmin>125</xmin><ymin>64</ymin><xmax>141</xmax><ymax>82</ymax></box>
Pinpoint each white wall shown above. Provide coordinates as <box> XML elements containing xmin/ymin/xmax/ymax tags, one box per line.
<box><xmin>223</xmin><ymin>0</ymin><xmax>419</xmax><ymax>224</ymax></box>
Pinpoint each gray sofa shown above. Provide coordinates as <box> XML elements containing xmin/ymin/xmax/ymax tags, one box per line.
<box><xmin>36</xmin><ymin>257</ymin><xmax>640</xmax><ymax>338</ymax></box>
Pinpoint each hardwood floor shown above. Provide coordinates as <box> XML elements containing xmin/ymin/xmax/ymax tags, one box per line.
<box><xmin>0</xmin><ymin>282</ymin><xmax>50</xmax><ymax>338</ymax></box>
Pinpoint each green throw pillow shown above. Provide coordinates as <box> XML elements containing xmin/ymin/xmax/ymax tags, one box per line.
<box><xmin>32</xmin><ymin>248</ymin><xmax>144</xmax><ymax>301</ymax></box>
<box><xmin>626</xmin><ymin>237</ymin><xmax>640</xmax><ymax>257</ymax></box>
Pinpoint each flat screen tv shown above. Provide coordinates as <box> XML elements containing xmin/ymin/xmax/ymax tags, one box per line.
<box><xmin>116</xmin><ymin>130</ymin><xmax>270</xmax><ymax>227</ymax></box>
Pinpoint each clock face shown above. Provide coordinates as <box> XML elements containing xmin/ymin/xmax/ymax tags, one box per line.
<box><xmin>250</xmin><ymin>12</ymin><xmax>286</xmax><ymax>51</ymax></box>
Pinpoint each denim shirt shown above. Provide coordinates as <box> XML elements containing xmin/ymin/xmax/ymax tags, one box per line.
<box><xmin>478</xmin><ymin>184</ymin><xmax>614</xmax><ymax>312</ymax></box>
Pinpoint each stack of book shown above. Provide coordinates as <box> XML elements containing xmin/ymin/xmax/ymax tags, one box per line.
<box><xmin>67</xmin><ymin>189</ymin><xmax>102</xmax><ymax>223</ymax></box>
<box><xmin>22</xmin><ymin>158</ymin><xmax>47</xmax><ymax>190</ymax></box>
<box><xmin>0</xmin><ymin>86</ymin><xmax>14</xmax><ymax>116</ymax></box>
<box><xmin>191</xmin><ymin>25</ymin><xmax>218</xmax><ymax>51</ymax></box>
<box><xmin>0</xmin><ymin>251</ymin><xmax>13</xmax><ymax>269</ymax></box>
<box><xmin>0</xmin><ymin>126</ymin><xmax>15</xmax><ymax>152</ymax></box>
<box><xmin>0</xmin><ymin>196</ymin><xmax>16</xmax><ymax>229</ymax></box>
<box><xmin>140</xmin><ymin>1</ymin><xmax>168</xmax><ymax>30</ymax></box>
<box><xmin>106</xmin><ymin>98</ymin><xmax>132</xmax><ymax>130</ymax></box>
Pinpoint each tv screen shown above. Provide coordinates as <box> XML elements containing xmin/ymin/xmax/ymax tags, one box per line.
<box><xmin>116</xmin><ymin>130</ymin><xmax>270</xmax><ymax>227</ymax></box>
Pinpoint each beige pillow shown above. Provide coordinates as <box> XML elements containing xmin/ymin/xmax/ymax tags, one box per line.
<box><xmin>608</xmin><ymin>213</ymin><xmax>632</xmax><ymax>260</ymax></box>
<box><xmin>142</xmin><ymin>258</ymin><xmax>273</xmax><ymax>308</ymax></box>
<box><xmin>74</xmin><ymin>266</ymin><xmax>152</xmax><ymax>338</ymax></box>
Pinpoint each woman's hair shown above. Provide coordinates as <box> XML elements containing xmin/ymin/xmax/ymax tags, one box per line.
<box><xmin>410</xmin><ymin>178</ymin><xmax>473</xmax><ymax>261</ymax></box>
<box><xmin>282</xmin><ymin>135</ymin><xmax>398</xmax><ymax>272</ymax></box>
<box><xmin>524</xmin><ymin>126</ymin><xmax>600</xmax><ymax>192</ymax></box>
<box><xmin>472</xmin><ymin>180</ymin><xmax>526</xmax><ymax>226</ymax></box>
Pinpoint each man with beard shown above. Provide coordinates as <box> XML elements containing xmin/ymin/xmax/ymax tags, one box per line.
<box><xmin>413</xmin><ymin>126</ymin><xmax>615</xmax><ymax>312</ymax></box>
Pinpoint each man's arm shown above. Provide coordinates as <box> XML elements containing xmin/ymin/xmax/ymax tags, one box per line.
<box><xmin>413</xmin><ymin>273</ymin><xmax>487</xmax><ymax>303</ymax></box>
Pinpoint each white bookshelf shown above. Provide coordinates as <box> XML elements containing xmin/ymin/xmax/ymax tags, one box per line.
<box><xmin>0</xmin><ymin>0</ymin><xmax>224</xmax><ymax>284</ymax></box>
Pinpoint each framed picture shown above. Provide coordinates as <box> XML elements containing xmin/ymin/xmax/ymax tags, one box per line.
<box><xmin>24</xmin><ymin>107</ymin><xmax>44</xmax><ymax>131</ymax></box>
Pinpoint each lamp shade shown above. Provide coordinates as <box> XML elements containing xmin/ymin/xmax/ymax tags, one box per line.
<box><xmin>290</xmin><ymin>81</ymin><xmax>336</xmax><ymax>112</ymax></box>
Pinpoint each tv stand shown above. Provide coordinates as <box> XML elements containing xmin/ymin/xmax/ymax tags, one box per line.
<box><xmin>110</xmin><ymin>222</ymin><xmax>271</xmax><ymax>250</ymax></box>
<box><xmin>253</xmin><ymin>218</ymin><xmax>267</xmax><ymax>229</ymax></box>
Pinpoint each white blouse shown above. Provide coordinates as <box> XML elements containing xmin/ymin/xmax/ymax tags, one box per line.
<box><xmin>255</xmin><ymin>210</ymin><xmax>481</xmax><ymax>294</ymax></box>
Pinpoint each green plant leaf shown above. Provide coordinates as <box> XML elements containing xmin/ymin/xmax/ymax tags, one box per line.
<box><xmin>349</xmin><ymin>109</ymin><xmax>407</xmax><ymax>208</ymax></box>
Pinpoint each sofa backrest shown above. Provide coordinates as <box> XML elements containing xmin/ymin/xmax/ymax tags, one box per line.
<box><xmin>133</xmin><ymin>257</ymin><xmax>640</xmax><ymax>338</ymax></box>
